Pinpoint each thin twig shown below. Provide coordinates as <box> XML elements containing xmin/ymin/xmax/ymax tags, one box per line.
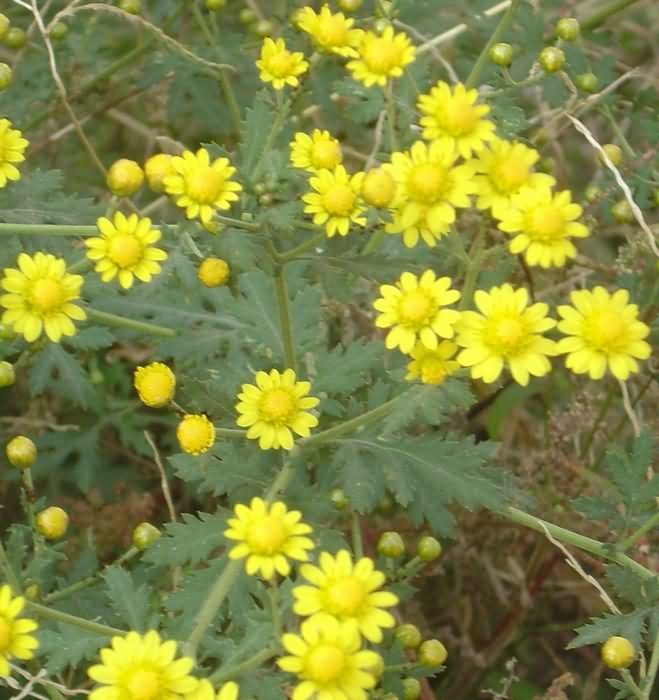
<box><xmin>618</xmin><ymin>379</ymin><xmax>642</xmax><ymax>438</ymax></box>
<box><xmin>144</xmin><ymin>431</ymin><xmax>177</xmax><ymax>522</ymax></box>
<box><xmin>365</xmin><ymin>110</ymin><xmax>387</xmax><ymax>170</ymax></box>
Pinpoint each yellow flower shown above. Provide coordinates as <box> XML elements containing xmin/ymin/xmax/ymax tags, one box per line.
<box><xmin>197</xmin><ymin>257</ymin><xmax>230</xmax><ymax>288</ymax></box>
<box><xmin>405</xmin><ymin>341</ymin><xmax>460</xmax><ymax>385</ymax></box>
<box><xmin>293</xmin><ymin>550</ymin><xmax>398</xmax><ymax>643</ymax></box>
<box><xmin>0</xmin><ymin>118</ymin><xmax>28</xmax><ymax>188</ymax></box>
<box><xmin>497</xmin><ymin>187</ymin><xmax>590</xmax><ymax>268</ymax></box>
<box><xmin>557</xmin><ymin>287</ymin><xmax>651</xmax><ymax>380</ymax></box>
<box><xmin>106</xmin><ymin>159</ymin><xmax>144</xmax><ymax>197</ymax></box>
<box><xmin>303</xmin><ymin>165</ymin><xmax>366</xmax><ymax>238</ymax></box>
<box><xmin>0</xmin><ymin>252</ymin><xmax>86</xmax><ymax>343</ymax></box>
<box><xmin>383</xmin><ymin>140</ymin><xmax>477</xmax><ymax>247</ymax></box>
<box><xmin>224</xmin><ymin>497</ymin><xmax>315</xmax><ymax>579</ymax></box>
<box><xmin>346</xmin><ymin>26</ymin><xmax>415</xmax><ymax>87</ymax></box>
<box><xmin>185</xmin><ymin>679</ymin><xmax>239</xmax><ymax>700</ymax></box>
<box><xmin>296</xmin><ymin>4</ymin><xmax>363</xmax><ymax>57</ymax></box>
<box><xmin>473</xmin><ymin>138</ymin><xmax>555</xmax><ymax>218</ymax></box>
<box><xmin>373</xmin><ymin>270</ymin><xmax>461</xmax><ymax>354</ymax></box>
<box><xmin>88</xmin><ymin>630</ymin><xmax>198</xmax><ymax>700</ymax></box>
<box><xmin>145</xmin><ymin>153</ymin><xmax>177</xmax><ymax>193</ymax></box>
<box><xmin>278</xmin><ymin>614</ymin><xmax>381</xmax><ymax>700</ymax></box>
<box><xmin>177</xmin><ymin>414</ymin><xmax>215</xmax><ymax>455</ymax></box>
<box><xmin>455</xmin><ymin>284</ymin><xmax>557</xmax><ymax>386</ymax></box>
<box><xmin>0</xmin><ymin>585</ymin><xmax>39</xmax><ymax>677</ymax></box>
<box><xmin>290</xmin><ymin>130</ymin><xmax>343</xmax><ymax>172</ymax></box>
<box><xmin>134</xmin><ymin>362</ymin><xmax>176</xmax><ymax>408</ymax></box>
<box><xmin>361</xmin><ymin>167</ymin><xmax>396</xmax><ymax>208</ymax></box>
<box><xmin>85</xmin><ymin>212</ymin><xmax>168</xmax><ymax>289</ymax></box>
<box><xmin>418</xmin><ymin>81</ymin><xmax>495</xmax><ymax>158</ymax></box>
<box><xmin>164</xmin><ymin>148</ymin><xmax>242</xmax><ymax>226</ymax></box>
<box><xmin>257</xmin><ymin>38</ymin><xmax>309</xmax><ymax>90</ymax></box>
<box><xmin>235</xmin><ymin>368</ymin><xmax>319</xmax><ymax>450</ymax></box>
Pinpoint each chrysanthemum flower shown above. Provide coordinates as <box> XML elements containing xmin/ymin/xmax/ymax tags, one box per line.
<box><xmin>296</xmin><ymin>5</ymin><xmax>363</xmax><ymax>57</ymax></box>
<box><xmin>473</xmin><ymin>139</ymin><xmax>555</xmax><ymax>219</ymax></box>
<box><xmin>361</xmin><ymin>167</ymin><xmax>396</xmax><ymax>208</ymax></box>
<box><xmin>185</xmin><ymin>679</ymin><xmax>239</xmax><ymax>700</ymax></box>
<box><xmin>405</xmin><ymin>341</ymin><xmax>460</xmax><ymax>385</ymax></box>
<box><xmin>455</xmin><ymin>284</ymin><xmax>557</xmax><ymax>386</ymax></box>
<box><xmin>496</xmin><ymin>187</ymin><xmax>589</xmax><ymax>268</ymax></box>
<box><xmin>224</xmin><ymin>497</ymin><xmax>315</xmax><ymax>579</ymax></box>
<box><xmin>236</xmin><ymin>369</ymin><xmax>319</xmax><ymax>450</ymax></box>
<box><xmin>383</xmin><ymin>140</ymin><xmax>477</xmax><ymax>247</ymax></box>
<box><xmin>0</xmin><ymin>252</ymin><xmax>85</xmax><ymax>343</ymax></box>
<box><xmin>278</xmin><ymin>614</ymin><xmax>381</xmax><ymax>700</ymax></box>
<box><xmin>0</xmin><ymin>119</ymin><xmax>28</xmax><ymax>188</ymax></box>
<box><xmin>293</xmin><ymin>550</ymin><xmax>398</xmax><ymax>643</ymax></box>
<box><xmin>85</xmin><ymin>212</ymin><xmax>167</xmax><ymax>289</ymax></box>
<box><xmin>177</xmin><ymin>414</ymin><xmax>215</xmax><ymax>455</ymax></box>
<box><xmin>257</xmin><ymin>38</ymin><xmax>309</xmax><ymax>90</ymax></box>
<box><xmin>134</xmin><ymin>362</ymin><xmax>176</xmax><ymax>408</ymax></box>
<box><xmin>346</xmin><ymin>26</ymin><xmax>415</xmax><ymax>87</ymax></box>
<box><xmin>290</xmin><ymin>130</ymin><xmax>343</xmax><ymax>172</ymax></box>
<box><xmin>373</xmin><ymin>271</ymin><xmax>461</xmax><ymax>354</ymax></box>
<box><xmin>88</xmin><ymin>631</ymin><xmax>198</xmax><ymax>700</ymax></box>
<box><xmin>164</xmin><ymin>148</ymin><xmax>242</xmax><ymax>226</ymax></box>
<box><xmin>0</xmin><ymin>585</ymin><xmax>39</xmax><ymax>677</ymax></box>
<box><xmin>303</xmin><ymin>165</ymin><xmax>366</xmax><ymax>237</ymax></box>
<box><xmin>418</xmin><ymin>82</ymin><xmax>495</xmax><ymax>158</ymax></box>
<box><xmin>557</xmin><ymin>287</ymin><xmax>651</xmax><ymax>380</ymax></box>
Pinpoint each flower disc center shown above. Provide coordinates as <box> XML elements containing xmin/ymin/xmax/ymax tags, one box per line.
<box><xmin>584</xmin><ymin>311</ymin><xmax>628</xmax><ymax>351</ymax></box>
<box><xmin>312</xmin><ymin>141</ymin><xmax>341</xmax><ymax>170</ymax></box>
<box><xmin>186</xmin><ymin>166</ymin><xmax>225</xmax><ymax>204</ymax></box>
<box><xmin>529</xmin><ymin>205</ymin><xmax>564</xmax><ymax>239</ymax></box>
<box><xmin>399</xmin><ymin>290</ymin><xmax>434</xmax><ymax>326</ymax></box>
<box><xmin>126</xmin><ymin>669</ymin><xmax>161</xmax><ymax>700</ymax></box>
<box><xmin>439</xmin><ymin>100</ymin><xmax>478</xmax><ymax>136</ymax></box>
<box><xmin>108</xmin><ymin>235</ymin><xmax>143</xmax><ymax>269</ymax></box>
<box><xmin>29</xmin><ymin>278</ymin><xmax>65</xmax><ymax>313</ymax></box>
<box><xmin>261</xmin><ymin>388</ymin><xmax>296</xmax><ymax>422</ymax></box>
<box><xmin>492</xmin><ymin>158</ymin><xmax>529</xmax><ymax>192</ymax></box>
<box><xmin>268</xmin><ymin>52</ymin><xmax>295</xmax><ymax>78</ymax></box>
<box><xmin>322</xmin><ymin>184</ymin><xmax>356</xmax><ymax>216</ymax></box>
<box><xmin>488</xmin><ymin>316</ymin><xmax>527</xmax><ymax>355</ymax></box>
<box><xmin>326</xmin><ymin>577</ymin><xmax>366</xmax><ymax>616</ymax></box>
<box><xmin>409</xmin><ymin>163</ymin><xmax>446</xmax><ymax>203</ymax></box>
<box><xmin>362</xmin><ymin>38</ymin><xmax>399</xmax><ymax>74</ymax></box>
<box><xmin>306</xmin><ymin>644</ymin><xmax>346</xmax><ymax>684</ymax></box>
<box><xmin>246</xmin><ymin>516</ymin><xmax>287</xmax><ymax>555</ymax></box>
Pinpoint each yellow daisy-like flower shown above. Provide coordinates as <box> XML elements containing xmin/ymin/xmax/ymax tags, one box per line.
<box><xmin>0</xmin><ymin>585</ymin><xmax>39</xmax><ymax>677</ymax></box>
<box><xmin>296</xmin><ymin>4</ymin><xmax>363</xmax><ymax>58</ymax></box>
<box><xmin>164</xmin><ymin>148</ymin><xmax>242</xmax><ymax>226</ymax></box>
<box><xmin>293</xmin><ymin>550</ymin><xmax>398</xmax><ymax>643</ymax></box>
<box><xmin>88</xmin><ymin>630</ymin><xmax>198</xmax><ymax>700</ymax></box>
<box><xmin>185</xmin><ymin>679</ymin><xmax>239</xmax><ymax>700</ymax></box>
<box><xmin>0</xmin><ymin>252</ymin><xmax>86</xmax><ymax>343</ymax></box>
<box><xmin>177</xmin><ymin>414</ymin><xmax>216</xmax><ymax>455</ymax></box>
<box><xmin>278</xmin><ymin>614</ymin><xmax>381</xmax><ymax>700</ymax></box>
<box><xmin>497</xmin><ymin>187</ymin><xmax>590</xmax><ymax>268</ymax></box>
<box><xmin>455</xmin><ymin>284</ymin><xmax>557</xmax><ymax>386</ymax></box>
<box><xmin>134</xmin><ymin>362</ymin><xmax>176</xmax><ymax>408</ymax></box>
<box><xmin>303</xmin><ymin>165</ymin><xmax>366</xmax><ymax>238</ymax></box>
<box><xmin>257</xmin><ymin>38</ymin><xmax>309</xmax><ymax>90</ymax></box>
<box><xmin>236</xmin><ymin>368</ymin><xmax>320</xmax><ymax>450</ymax></box>
<box><xmin>383</xmin><ymin>140</ymin><xmax>477</xmax><ymax>248</ymax></box>
<box><xmin>373</xmin><ymin>270</ymin><xmax>461</xmax><ymax>354</ymax></box>
<box><xmin>85</xmin><ymin>212</ymin><xmax>167</xmax><ymax>289</ymax></box>
<box><xmin>290</xmin><ymin>130</ymin><xmax>343</xmax><ymax>173</ymax></box>
<box><xmin>405</xmin><ymin>341</ymin><xmax>460</xmax><ymax>385</ymax></box>
<box><xmin>346</xmin><ymin>26</ymin><xmax>416</xmax><ymax>87</ymax></box>
<box><xmin>418</xmin><ymin>81</ymin><xmax>496</xmax><ymax>158</ymax></box>
<box><xmin>473</xmin><ymin>138</ymin><xmax>556</xmax><ymax>219</ymax></box>
<box><xmin>224</xmin><ymin>497</ymin><xmax>315</xmax><ymax>579</ymax></box>
<box><xmin>0</xmin><ymin>118</ymin><xmax>29</xmax><ymax>188</ymax></box>
<box><xmin>557</xmin><ymin>287</ymin><xmax>651</xmax><ymax>380</ymax></box>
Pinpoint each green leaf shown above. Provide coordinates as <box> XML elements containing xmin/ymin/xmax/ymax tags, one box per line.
<box><xmin>29</xmin><ymin>344</ymin><xmax>96</xmax><ymax>408</ymax></box>
<box><xmin>606</xmin><ymin>565</ymin><xmax>659</xmax><ymax>608</ymax></box>
<box><xmin>567</xmin><ymin>610</ymin><xmax>649</xmax><ymax>650</ymax></box>
<box><xmin>39</xmin><ymin>627</ymin><xmax>106</xmax><ymax>674</ymax></box>
<box><xmin>103</xmin><ymin>566</ymin><xmax>151</xmax><ymax>632</ymax></box>
<box><xmin>240</xmin><ymin>91</ymin><xmax>275</xmax><ymax>175</ymax></box>
<box><xmin>312</xmin><ymin>341</ymin><xmax>382</xmax><ymax>396</ymax></box>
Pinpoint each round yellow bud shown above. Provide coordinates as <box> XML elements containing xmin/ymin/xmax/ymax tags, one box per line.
<box><xmin>144</xmin><ymin>153</ymin><xmax>176</xmax><ymax>193</ymax></box>
<box><xmin>132</xmin><ymin>522</ymin><xmax>161</xmax><ymax>550</ymax></box>
<box><xmin>106</xmin><ymin>159</ymin><xmax>145</xmax><ymax>197</ymax></box>
<box><xmin>134</xmin><ymin>362</ymin><xmax>176</xmax><ymax>408</ymax></box>
<box><xmin>197</xmin><ymin>257</ymin><xmax>230</xmax><ymax>288</ymax></box>
<box><xmin>601</xmin><ymin>636</ymin><xmax>635</xmax><ymax>669</ymax></box>
<box><xmin>0</xmin><ymin>360</ymin><xmax>15</xmax><ymax>387</ymax></box>
<box><xmin>176</xmin><ymin>414</ymin><xmax>216</xmax><ymax>455</ymax></box>
<box><xmin>6</xmin><ymin>435</ymin><xmax>37</xmax><ymax>469</ymax></box>
<box><xmin>418</xmin><ymin>639</ymin><xmax>448</xmax><ymax>667</ymax></box>
<box><xmin>0</xmin><ymin>15</ymin><xmax>10</xmax><ymax>41</ymax></box>
<box><xmin>36</xmin><ymin>506</ymin><xmax>69</xmax><ymax>540</ymax></box>
<box><xmin>598</xmin><ymin>144</ymin><xmax>623</xmax><ymax>167</ymax></box>
<box><xmin>362</xmin><ymin>167</ymin><xmax>396</xmax><ymax>208</ymax></box>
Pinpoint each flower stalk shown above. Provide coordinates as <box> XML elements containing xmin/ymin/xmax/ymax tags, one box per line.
<box><xmin>86</xmin><ymin>308</ymin><xmax>177</xmax><ymax>338</ymax></box>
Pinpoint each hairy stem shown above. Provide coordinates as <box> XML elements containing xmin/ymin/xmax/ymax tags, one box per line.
<box><xmin>642</xmin><ymin>628</ymin><xmax>659</xmax><ymax>699</ymax></box>
<box><xmin>209</xmin><ymin>644</ymin><xmax>280</xmax><ymax>683</ymax></box>
<box><xmin>620</xmin><ymin>511</ymin><xmax>659</xmax><ymax>553</ymax></box>
<box><xmin>26</xmin><ymin>601</ymin><xmax>125</xmax><ymax>637</ymax></box>
<box><xmin>86</xmin><ymin>308</ymin><xmax>177</xmax><ymax>338</ymax></box>
<box><xmin>272</xmin><ymin>259</ymin><xmax>297</xmax><ymax>372</ymax></box>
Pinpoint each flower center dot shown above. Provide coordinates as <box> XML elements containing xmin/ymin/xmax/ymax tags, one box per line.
<box><xmin>421</xmin><ymin>358</ymin><xmax>449</xmax><ymax>385</ymax></box>
<box><xmin>326</xmin><ymin>577</ymin><xmax>366</xmax><ymax>616</ymax></box>
<box><xmin>141</xmin><ymin>374</ymin><xmax>173</xmax><ymax>405</ymax></box>
<box><xmin>312</xmin><ymin>141</ymin><xmax>341</xmax><ymax>170</ymax></box>
<box><xmin>246</xmin><ymin>516</ymin><xmax>287</xmax><ymax>555</ymax></box>
<box><xmin>492</xmin><ymin>158</ymin><xmax>529</xmax><ymax>192</ymax></box>
<box><xmin>126</xmin><ymin>669</ymin><xmax>161</xmax><ymax>700</ymax></box>
<box><xmin>30</xmin><ymin>278</ymin><xmax>65</xmax><ymax>313</ymax></box>
<box><xmin>186</xmin><ymin>166</ymin><xmax>225</xmax><ymax>204</ymax></box>
<box><xmin>317</xmin><ymin>18</ymin><xmax>347</xmax><ymax>47</ymax></box>
<box><xmin>584</xmin><ymin>311</ymin><xmax>628</xmax><ymax>351</ymax></box>
<box><xmin>438</xmin><ymin>100</ymin><xmax>479</xmax><ymax>136</ymax></box>
<box><xmin>362</xmin><ymin>38</ymin><xmax>399</xmax><ymax>74</ymax></box>
<box><xmin>261</xmin><ymin>388</ymin><xmax>296</xmax><ymax>422</ymax></box>
<box><xmin>108</xmin><ymin>235</ymin><xmax>143</xmax><ymax>269</ymax></box>
<box><xmin>322</xmin><ymin>184</ymin><xmax>356</xmax><ymax>216</ymax></box>
<box><xmin>409</xmin><ymin>163</ymin><xmax>446</xmax><ymax>203</ymax></box>
<box><xmin>529</xmin><ymin>205</ymin><xmax>564</xmax><ymax>240</ymax></box>
<box><xmin>306</xmin><ymin>644</ymin><xmax>346</xmax><ymax>684</ymax></box>
<box><xmin>487</xmin><ymin>317</ymin><xmax>527</xmax><ymax>355</ymax></box>
<box><xmin>0</xmin><ymin>618</ymin><xmax>11</xmax><ymax>651</ymax></box>
<box><xmin>399</xmin><ymin>290</ymin><xmax>433</xmax><ymax>326</ymax></box>
<box><xmin>268</xmin><ymin>52</ymin><xmax>295</xmax><ymax>78</ymax></box>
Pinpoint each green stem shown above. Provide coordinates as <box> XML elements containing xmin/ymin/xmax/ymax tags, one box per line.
<box><xmin>459</xmin><ymin>232</ymin><xmax>487</xmax><ymax>310</ymax></box>
<box><xmin>0</xmin><ymin>541</ymin><xmax>22</xmax><ymax>592</ymax></box>
<box><xmin>21</xmin><ymin>469</ymin><xmax>44</xmax><ymax>553</ymax></box>
<box><xmin>621</xmin><ymin>670</ymin><xmax>644</xmax><ymax>700</ymax></box>
<box><xmin>209</xmin><ymin>644</ymin><xmax>280</xmax><ymax>683</ymax></box>
<box><xmin>601</xmin><ymin>104</ymin><xmax>636</xmax><ymax>159</ymax></box>
<box><xmin>641</xmin><ymin>628</ymin><xmax>659</xmax><ymax>700</ymax></box>
<box><xmin>361</xmin><ymin>230</ymin><xmax>386</xmax><ymax>256</ymax></box>
<box><xmin>26</xmin><ymin>601</ymin><xmax>125</xmax><ymax>637</ymax></box>
<box><xmin>620</xmin><ymin>511</ymin><xmax>659</xmax><ymax>553</ymax></box>
<box><xmin>215</xmin><ymin>214</ymin><xmax>260</xmax><ymax>232</ymax></box>
<box><xmin>465</xmin><ymin>0</ymin><xmax>521</xmax><ymax>89</ymax></box>
<box><xmin>251</xmin><ymin>98</ymin><xmax>292</xmax><ymax>183</ymax></box>
<box><xmin>351</xmin><ymin>512</ymin><xmax>364</xmax><ymax>559</ymax></box>
<box><xmin>214</xmin><ymin>428</ymin><xmax>248</xmax><ymax>439</ymax></box>
<box><xmin>86</xmin><ymin>308</ymin><xmax>177</xmax><ymax>337</ymax></box>
<box><xmin>272</xmin><ymin>260</ymin><xmax>297</xmax><ymax>372</ymax></box>
<box><xmin>265</xmin><ymin>459</ymin><xmax>297</xmax><ymax>502</ymax></box>
<box><xmin>280</xmin><ymin>232</ymin><xmax>326</xmax><ymax>262</ymax></box>
<box><xmin>579</xmin><ymin>384</ymin><xmax>616</xmax><ymax>459</ymax></box>
<box><xmin>384</xmin><ymin>85</ymin><xmax>399</xmax><ymax>152</ymax></box>
<box><xmin>0</xmin><ymin>223</ymin><xmax>98</xmax><ymax>236</ymax></box>
<box><xmin>580</xmin><ymin>0</ymin><xmax>643</xmax><ymax>31</ymax></box>
<box><xmin>268</xmin><ymin>583</ymin><xmax>282</xmax><ymax>638</ymax></box>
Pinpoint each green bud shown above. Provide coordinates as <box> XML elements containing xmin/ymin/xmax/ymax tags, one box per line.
<box><xmin>556</xmin><ymin>17</ymin><xmax>579</xmax><ymax>42</ymax></box>
<box><xmin>539</xmin><ymin>46</ymin><xmax>566</xmax><ymax>73</ymax></box>
<box><xmin>598</xmin><ymin>144</ymin><xmax>623</xmax><ymax>167</ymax></box>
<box><xmin>0</xmin><ymin>63</ymin><xmax>13</xmax><ymax>90</ymax></box>
<box><xmin>204</xmin><ymin>0</ymin><xmax>226</xmax><ymax>9</ymax></box>
<box><xmin>330</xmin><ymin>488</ymin><xmax>349</xmax><ymax>510</ymax></box>
<box><xmin>403</xmin><ymin>678</ymin><xmax>421</xmax><ymax>700</ymax></box>
<box><xmin>377</xmin><ymin>531</ymin><xmax>405</xmax><ymax>558</ymax></box>
<box><xmin>418</xmin><ymin>639</ymin><xmax>448</xmax><ymax>668</ymax></box>
<box><xmin>239</xmin><ymin>8</ymin><xmax>256</xmax><ymax>24</ymax></box>
<box><xmin>0</xmin><ymin>14</ymin><xmax>10</xmax><ymax>41</ymax></box>
<box><xmin>395</xmin><ymin>623</ymin><xmax>423</xmax><ymax>649</ymax></box>
<box><xmin>6</xmin><ymin>435</ymin><xmax>37</xmax><ymax>470</ymax></box>
<box><xmin>252</xmin><ymin>19</ymin><xmax>274</xmax><ymax>37</ymax></box>
<box><xmin>132</xmin><ymin>522</ymin><xmax>161</xmax><ymax>550</ymax></box>
<box><xmin>488</xmin><ymin>42</ymin><xmax>513</xmax><ymax>67</ymax></box>
<box><xmin>49</xmin><ymin>21</ymin><xmax>68</xmax><ymax>40</ymax></box>
<box><xmin>585</xmin><ymin>184</ymin><xmax>601</xmax><ymax>203</ymax></box>
<box><xmin>119</xmin><ymin>0</ymin><xmax>141</xmax><ymax>14</ymax></box>
<box><xmin>575</xmin><ymin>72</ymin><xmax>599</xmax><ymax>93</ymax></box>
<box><xmin>0</xmin><ymin>361</ymin><xmax>16</xmax><ymax>388</ymax></box>
<box><xmin>611</xmin><ymin>200</ymin><xmax>634</xmax><ymax>224</ymax></box>
<box><xmin>417</xmin><ymin>536</ymin><xmax>442</xmax><ymax>562</ymax></box>
<box><xmin>4</xmin><ymin>27</ymin><xmax>27</xmax><ymax>49</ymax></box>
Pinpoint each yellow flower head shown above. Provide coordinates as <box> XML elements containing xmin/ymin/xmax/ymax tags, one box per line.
<box><xmin>362</xmin><ymin>167</ymin><xmax>396</xmax><ymax>208</ymax></box>
<box><xmin>497</xmin><ymin>187</ymin><xmax>590</xmax><ymax>268</ymax></box>
<box><xmin>197</xmin><ymin>257</ymin><xmax>230</xmax><ymax>288</ymax></box>
<box><xmin>164</xmin><ymin>148</ymin><xmax>242</xmax><ymax>226</ymax></box>
<box><xmin>405</xmin><ymin>341</ymin><xmax>460</xmax><ymax>385</ymax></box>
<box><xmin>0</xmin><ymin>585</ymin><xmax>39</xmax><ymax>678</ymax></box>
<box><xmin>236</xmin><ymin>368</ymin><xmax>319</xmax><ymax>450</ymax></box>
<box><xmin>185</xmin><ymin>679</ymin><xmax>239</xmax><ymax>700</ymax></box>
<box><xmin>346</xmin><ymin>26</ymin><xmax>415</xmax><ymax>87</ymax></box>
<box><xmin>296</xmin><ymin>4</ymin><xmax>363</xmax><ymax>57</ymax></box>
<box><xmin>88</xmin><ymin>630</ymin><xmax>198</xmax><ymax>700</ymax></box>
<box><xmin>383</xmin><ymin>140</ymin><xmax>477</xmax><ymax>248</ymax></box>
<box><xmin>373</xmin><ymin>270</ymin><xmax>461</xmax><ymax>354</ymax></box>
<box><xmin>303</xmin><ymin>165</ymin><xmax>366</xmax><ymax>238</ymax></box>
<box><xmin>293</xmin><ymin>549</ymin><xmax>398</xmax><ymax>643</ymax></box>
<box><xmin>0</xmin><ymin>119</ymin><xmax>28</xmax><ymax>188</ymax></box>
<box><xmin>290</xmin><ymin>130</ymin><xmax>343</xmax><ymax>172</ymax></box>
<box><xmin>418</xmin><ymin>82</ymin><xmax>496</xmax><ymax>158</ymax></box>
<box><xmin>177</xmin><ymin>414</ymin><xmax>216</xmax><ymax>455</ymax></box>
<box><xmin>86</xmin><ymin>212</ymin><xmax>167</xmax><ymax>289</ymax></box>
<box><xmin>557</xmin><ymin>287</ymin><xmax>651</xmax><ymax>380</ymax></box>
<box><xmin>145</xmin><ymin>154</ymin><xmax>177</xmax><ymax>193</ymax></box>
<box><xmin>134</xmin><ymin>362</ymin><xmax>176</xmax><ymax>408</ymax></box>
<box><xmin>473</xmin><ymin>138</ymin><xmax>556</xmax><ymax>218</ymax></box>
<box><xmin>0</xmin><ymin>252</ymin><xmax>86</xmax><ymax>343</ymax></box>
<box><xmin>225</xmin><ymin>497</ymin><xmax>315</xmax><ymax>579</ymax></box>
<box><xmin>257</xmin><ymin>38</ymin><xmax>309</xmax><ymax>90</ymax></box>
<box><xmin>456</xmin><ymin>284</ymin><xmax>557</xmax><ymax>386</ymax></box>
<box><xmin>278</xmin><ymin>614</ymin><xmax>381</xmax><ymax>700</ymax></box>
<box><xmin>106</xmin><ymin>159</ymin><xmax>144</xmax><ymax>197</ymax></box>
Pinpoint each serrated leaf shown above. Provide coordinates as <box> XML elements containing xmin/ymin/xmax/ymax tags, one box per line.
<box><xmin>567</xmin><ymin>610</ymin><xmax>649</xmax><ymax>650</ymax></box>
<box><xmin>312</xmin><ymin>341</ymin><xmax>382</xmax><ymax>396</ymax></box>
<box><xmin>240</xmin><ymin>92</ymin><xmax>274</xmax><ymax>174</ymax></box>
<box><xmin>65</xmin><ymin>326</ymin><xmax>116</xmax><ymax>351</ymax></box>
<box><xmin>606</xmin><ymin>565</ymin><xmax>659</xmax><ymax>608</ymax></box>
<box><xmin>103</xmin><ymin>567</ymin><xmax>150</xmax><ymax>632</ymax></box>
<box><xmin>39</xmin><ymin>627</ymin><xmax>106</xmax><ymax>674</ymax></box>
<box><xmin>29</xmin><ymin>343</ymin><xmax>96</xmax><ymax>408</ymax></box>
